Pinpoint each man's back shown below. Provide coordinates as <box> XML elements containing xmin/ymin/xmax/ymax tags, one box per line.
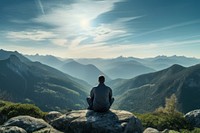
<box><xmin>91</xmin><ymin>83</ymin><xmax>112</xmax><ymax>112</ymax></box>
<box><xmin>87</xmin><ymin>75</ymin><xmax>114</xmax><ymax>112</ymax></box>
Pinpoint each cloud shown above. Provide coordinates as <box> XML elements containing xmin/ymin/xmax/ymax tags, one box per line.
<box><xmin>69</xmin><ymin>36</ymin><xmax>88</xmax><ymax>48</ymax></box>
<box><xmin>37</xmin><ymin>0</ymin><xmax>45</xmax><ymax>15</ymax></box>
<box><xmin>134</xmin><ymin>19</ymin><xmax>200</xmax><ymax>38</ymax></box>
<box><xmin>10</xmin><ymin>19</ymin><xmax>29</xmax><ymax>24</ymax></box>
<box><xmin>33</xmin><ymin>0</ymin><xmax>120</xmax><ymax>30</ymax></box>
<box><xmin>51</xmin><ymin>39</ymin><xmax>68</xmax><ymax>47</ymax></box>
<box><xmin>1</xmin><ymin>0</ymin><xmax>200</xmax><ymax>58</ymax></box>
<box><xmin>6</xmin><ymin>30</ymin><xmax>70</xmax><ymax>47</ymax></box>
<box><xmin>91</xmin><ymin>23</ymin><xmax>127</xmax><ymax>43</ymax></box>
<box><xmin>6</xmin><ymin>30</ymin><xmax>55</xmax><ymax>41</ymax></box>
<box><xmin>64</xmin><ymin>42</ymin><xmax>158</xmax><ymax>58</ymax></box>
<box><xmin>157</xmin><ymin>39</ymin><xmax>200</xmax><ymax>48</ymax></box>
<box><xmin>89</xmin><ymin>16</ymin><xmax>142</xmax><ymax>44</ymax></box>
<box><xmin>32</xmin><ymin>0</ymin><xmax>142</xmax><ymax>47</ymax></box>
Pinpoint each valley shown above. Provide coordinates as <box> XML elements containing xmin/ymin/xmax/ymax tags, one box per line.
<box><xmin>1</xmin><ymin>49</ymin><xmax>200</xmax><ymax>113</ymax></box>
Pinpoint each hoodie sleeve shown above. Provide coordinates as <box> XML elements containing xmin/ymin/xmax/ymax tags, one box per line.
<box><xmin>90</xmin><ymin>87</ymin><xmax>94</xmax><ymax>100</ymax></box>
<box><xmin>109</xmin><ymin>87</ymin><xmax>112</xmax><ymax>99</ymax></box>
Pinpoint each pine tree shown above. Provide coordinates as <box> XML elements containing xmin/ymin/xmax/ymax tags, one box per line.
<box><xmin>155</xmin><ymin>94</ymin><xmax>178</xmax><ymax>114</ymax></box>
<box><xmin>164</xmin><ymin>94</ymin><xmax>177</xmax><ymax>114</ymax></box>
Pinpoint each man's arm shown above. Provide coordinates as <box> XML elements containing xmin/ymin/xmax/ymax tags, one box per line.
<box><xmin>90</xmin><ymin>88</ymin><xmax>94</xmax><ymax>100</ymax></box>
<box><xmin>109</xmin><ymin>88</ymin><xmax>112</xmax><ymax>100</ymax></box>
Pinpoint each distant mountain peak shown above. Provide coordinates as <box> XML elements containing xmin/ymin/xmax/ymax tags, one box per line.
<box><xmin>86</xmin><ymin>63</ymin><xmax>96</xmax><ymax>67</ymax></box>
<box><xmin>8</xmin><ymin>54</ymin><xmax>21</xmax><ymax>64</ymax></box>
<box><xmin>170</xmin><ymin>64</ymin><xmax>185</xmax><ymax>70</ymax></box>
<box><xmin>0</xmin><ymin>49</ymin><xmax>30</xmax><ymax>63</ymax></box>
<box><xmin>61</xmin><ymin>60</ymin><xmax>111</xmax><ymax>85</ymax></box>
<box><xmin>116</xmin><ymin>55</ymin><xmax>125</xmax><ymax>59</ymax></box>
<box><xmin>155</xmin><ymin>55</ymin><xmax>167</xmax><ymax>58</ymax></box>
<box><xmin>67</xmin><ymin>60</ymin><xmax>81</xmax><ymax>65</ymax></box>
<box><xmin>162</xmin><ymin>64</ymin><xmax>185</xmax><ymax>75</ymax></box>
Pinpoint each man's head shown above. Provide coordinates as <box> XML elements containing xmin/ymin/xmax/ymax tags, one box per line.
<box><xmin>98</xmin><ymin>75</ymin><xmax>105</xmax><ymax>84</ymax></box>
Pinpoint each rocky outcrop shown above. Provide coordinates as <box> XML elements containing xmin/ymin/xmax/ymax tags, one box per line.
<box><xmin>0</xmin><ymin>109</ymin><xmax>143</xmax><ymax>133</ymax></box>
<box><xmin>1</xmin><ymin>115</ymin><xmax>62</xmax><ymax>133</ymax></box>
<box><xmin>143</xmin><ymin>128</ymin><xmax>170</xmax><ymax>133</ymax></box>
<box><xmin>50</xmin><ymin>109</ymin><xmax>143</xmax><ymax>133</ymax></box>
<box><xmin>0</xmin><ymin>126</ymin><xmax>27</xmax><ymax>133</ymax></box>
<box><xmin>45</xmin><ymin>111</ymin><xmax>62</xmax><ymax>123</ymax></box>
<box><xmin>185</xmin><ymin>109</ymin><xmax>200</xmax><ymax>128</ymax></box>
<box><xmin>143</xmin><ymin>127</ymin><xmax>160</xmax><ymax>133</ymax></box>
<box><xmin>0</xmin><ymin>113</ymin><xmax>7</xmax><ymax>125</ymax></box>
<box><xmin>3</xmin><ymin>116</ymin><xmax>50</xmax><ymax>132</ymax></box>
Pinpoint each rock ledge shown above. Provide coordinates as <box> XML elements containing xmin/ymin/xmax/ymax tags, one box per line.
<box><xmin>51</xmin><ymin>109</ymin><xmax>143</xmax><ymax>133</ymax></box>
<box><xmin>0</xmin><ymin>109</ymin><xmax>143</xmax><ymax>133</ymax></box>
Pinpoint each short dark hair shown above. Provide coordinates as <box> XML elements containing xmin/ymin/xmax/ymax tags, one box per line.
<box><xmin>98</xmin><ymin>75</ymin><xmax>105</xmax><ymax>83</ymax></box>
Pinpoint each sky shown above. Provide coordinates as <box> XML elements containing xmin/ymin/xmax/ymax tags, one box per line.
<box><xmin>0</xmin><ymin>0</ymin><xmax>200</xmax><ymax>58</ymax></box>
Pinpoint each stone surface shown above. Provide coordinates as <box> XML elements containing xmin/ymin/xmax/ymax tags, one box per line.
<box><xmin>50</xmin><ymin>109</ymin><xmax>143</xmax><ymax>133</ymax></box>
<box><xmin>161</xmin><ymin>129</ymin><xmax>170</xmax><ymax>133</ymax></box>
<box><xmin>32</xmin><ymin>127</ymin><xmax>63</xmax><ymax>133</ymax></box>
<box><xmin>3</xmin><ymin>116</ymin><xmax>51</xmax><ymax>132</ymax></box>
<box><xmin>185</xmin><ymin>109</ymin><xmax>200</xmax><ymax>128</ymax></box>
<box><xmin>143</xmin><ymin>127</ymin><xmax>160</xmax><ymax>133</ymax></box>
<box><xmin>143</xmin><ymin>128</ymin><xmax>170</xmax><ymax>133</ymax></box>
<box><xmin>45</xmin><ymin>111</ymin><xmax>62</xmax><ymax>123</ymax></box>
<box><xmin>0</xmin><ymin>113</ymin><xmax>7</xmax><ymax>125</ymax></box>
<box><xmin>0</xmin><ymin>126</ymin><xmax>27</xmax><ymax>133</ymax></box>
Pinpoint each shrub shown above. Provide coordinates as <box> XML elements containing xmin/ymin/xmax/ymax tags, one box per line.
<box><xmin>0</xmin><ymin>101</ymin><xmax>46</xmax><ymax>124</ymax></box>
<box><xmin>180</xmin><ymin>128</ymin><xmax>200</xmax><ymax>133</ymax></box>
<box><xmin>0</xmin><ymin>100</ymin><xmax>13</xmax><ymax>109</ymax></box>
<box><xmin>135</xmin><ymin>94</ymin><xmax>192</xmax><ymax>131</ymax></box>
<box><xmin>0</xmin><ymin>103</ymin><xmax>46</xmax><ymax>119</ymax></box>
<box><xmin>155</xmin><ymin>94</ymin><xmax>178</xmax><ymax>115</ymax></box>
<box><xmin>136</xmin><ymin>112</ymin><xmax>190</xmax><ymax>131</ymax></box>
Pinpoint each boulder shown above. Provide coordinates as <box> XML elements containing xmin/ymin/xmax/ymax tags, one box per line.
<box><xmin>32</xmin><ymin>127</ymin><xmax>63</xmax><ymax>133</ymax></box>
<box><xmin>45</xmin><ymin>111</ymin><xmax>62</xmax><ymax>123</ymax></box>
<box><xmin>185</xmin><ymin>109</ymin><xmax>200</xmax><ymax>128</ymax></box>
<box><xmin>143</xmin><ymin>128</ymin><xmax>170</xmax><ymax>133</ymax></box>
<box><xmin>1</xmin><ymin>115</ymin><xmax>63</xmax><ymax>133</ymax></box>
<box><xmin>3</xmin><ymin>115</ymin><xmax>51</xmax><ymax>132</ymax></box>
<box><xmin>0</xmin><ymin>126</ymin><xmax>27</xmax><ymax>133</ymax></box>
<box><xmin>50</xmin><ymin>109</ymin><xmax>143</xmax><ymax>133</ymax></box>
<box><xmin>0</xmin><ymin>113</ymin><xmax>7</xmax><ymax>125</ymax></box>
<box><xmin>161</xmin><ymin>129</ymin><xmax>170</xmax><ymax>133</ymax></box>
<box><xmin>143</xmin><ymin>127</ymin><xmax>160</xmax><ymax>133</ymax></box>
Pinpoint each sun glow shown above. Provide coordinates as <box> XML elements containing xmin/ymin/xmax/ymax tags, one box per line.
<box><xmin>80</xmin><ymin>18</ymin><xmax>90</xmax><ymax>29</ymax></box>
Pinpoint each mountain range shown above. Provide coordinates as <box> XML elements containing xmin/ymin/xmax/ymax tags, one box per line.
<box><xmin>26</xmin><ymin>54</ymin><xmax>110</xmax><ymax>85</ymax></box>
<box><xmin>26</xmin><ymin>53</ymin><xmax>200</xmax><ymax>80</ymax></box>
<box><xmin>103</xmin><ymin>60</ymin><xmax>155</xmax><ymax>79</ymax></box>
<box><xmin>1</xmin><ymin>49</ymin><xmax>200</xmax><ymax>114</ymax></box>
<box><xmin>76</xmin><ymin>57</ymin><xmax>156</xmax><ymax>79</ymax></box>
<box><xmin>111</xmin><ymin>64</ymin><xmax>200</xmax><ymax>113</ymax></box>
<box><xmin>141</xmin><ymin>55</ymin><xmax>200</xmax><ymax>70</ymax></box>
<box><xmin>0</xmin><ymin>49</ymin><xmax>30</xmax><ymax>62</ymax></box>
<box><xmin>0</xmin><ymin>50</ymin><xmax>91</xmax><ymax>111</ymax></box>
<box><xmin>60</xmin><ymin>61</ymin><xmax>111</xmax><ymax>85</ymax></box>
<box><xmin>26</xmin><ymin>54</ymin><xmax>64</xmax><ymax>68</ymax></box>
<box><xmin>76</xmin><ymin>55</ymin><xmax>200</xmax><ymax>71</ymax></box>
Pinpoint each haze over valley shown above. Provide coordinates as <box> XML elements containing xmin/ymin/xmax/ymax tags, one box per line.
<box><xmin>0</xmin><ymin>49</ymin><xmax>200</xmax><ymax>114</ymax></box>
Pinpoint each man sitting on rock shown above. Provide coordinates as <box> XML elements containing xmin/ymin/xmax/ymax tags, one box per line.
<box><xmin>87</xmin><ymin>75</ymin><xmax>114</xmax><ymax>112</ymax></box>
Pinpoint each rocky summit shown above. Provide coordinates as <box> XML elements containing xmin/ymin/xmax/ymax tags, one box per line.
<box><xmin>0</xmin><ymin>109</ymin><xmax>143</xmax><ymax>133</ymax></box>
<box><xmin>0</xmin><ymin>115</ymin><xmax>61</xmax><ymax>133</ymax></box>
<box><xmin>51</xmin><ymin>109</ymin><xmax>143</xmax><ymax>133</ymax></box>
